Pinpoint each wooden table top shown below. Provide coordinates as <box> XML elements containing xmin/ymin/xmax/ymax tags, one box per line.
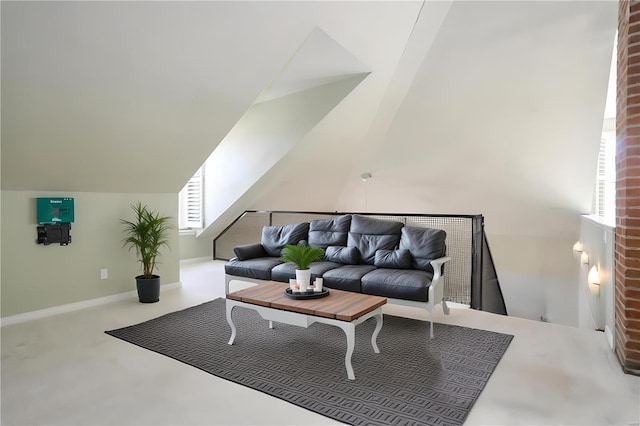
<box><xmin>226</xmin><ymin>281</ymin><xmax>387</xmax><ymax>322</ymax></box>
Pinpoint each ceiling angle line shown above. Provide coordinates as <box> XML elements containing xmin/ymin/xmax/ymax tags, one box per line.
<box><xmin>401</xmin><ymin>0</ymin><xmax>426</xmax><ymax>57</ymax></box>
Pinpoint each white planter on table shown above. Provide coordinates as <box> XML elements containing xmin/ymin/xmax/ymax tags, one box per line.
<box><xmin>296</xmin><ymin>269</ymin><xmax>311</xmax><ymax>292</ymax></box>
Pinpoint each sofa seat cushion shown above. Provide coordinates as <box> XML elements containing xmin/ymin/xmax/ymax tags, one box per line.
<box><xmin>270</xmin><ymin>261</ymin><xmax>343</xmax><ymax>283</ymax></box>
<box><xmin>308</xmin><ymin>215</ymin><xmax>352</xmax><ymax>248</ymax></box>
<box><xmin>225</xmin><ymin>257</ymin><xmax>284</xmax><ymax>281</ymax></box>
<box><xmin>322</xmin><ymin>264</ymin><xmax>376</xmax><ymax>293</ymax></box>
<box><xmin>261</xmin><ymin>222</ymin><xmax>310</xmax><ymax>257</ymax></box>
<box><xmin>361</xmin><ymin>269</ymin><xmax>434</xmax><ymax>302</ymax></box>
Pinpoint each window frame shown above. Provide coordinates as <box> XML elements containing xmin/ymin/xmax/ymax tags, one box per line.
<box><xmin>179</xmin><ymin>167</ymin><xmax>204</xmax><ymax>230</ymax></box>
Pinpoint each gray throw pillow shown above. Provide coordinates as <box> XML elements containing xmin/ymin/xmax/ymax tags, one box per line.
<box><xmin>374</xmin><ymin>249</ymin><xmax>412</xmax><ymax>269</ymax></box>
<box><xmin>324</xmin><ymin>246</ymin><xmax>359</xmax><ymax>265</ymax></box>
<box><xmin>233</xmin><ymin>243</ymin><xmax>267</xmax><ymax>261</ymax></box>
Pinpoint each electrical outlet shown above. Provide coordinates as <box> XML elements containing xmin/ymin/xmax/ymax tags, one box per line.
<box><xmin>100</xmin><ymin>268</ymin><xmax>108</xmax><ymax>280</ymax></box>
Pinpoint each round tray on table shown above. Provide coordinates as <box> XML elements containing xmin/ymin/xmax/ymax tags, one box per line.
<box><xmin>284</xmin><ymin>287</ymin><xmax>330</xmax><ymax>299</ymax></box>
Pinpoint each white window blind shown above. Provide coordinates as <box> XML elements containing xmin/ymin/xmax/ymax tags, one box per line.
<box><xmin>594</xmin><ymin>131</ymin><xmax>616</xmax><ymax>220</ymax></box>
<box><xmin>179</xmin><ymin>167</ymin><xmax>204</xmax><ymax>229</ymax></box>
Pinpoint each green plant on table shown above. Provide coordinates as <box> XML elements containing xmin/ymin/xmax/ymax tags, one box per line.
<box><xmin>280</xmin><ymin>244</ymin><xmax>325</xmax><ymax>270</ymax></box>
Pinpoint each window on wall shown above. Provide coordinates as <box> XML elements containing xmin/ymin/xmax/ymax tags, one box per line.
<box><xmin>593</xmin><ymin>36</ymin><xmax>616</xmax><ymax>222</ymax></box>
<box><xmin>594</xmin><ymin>131</ymin><xmax>616</xmax><ymax>221</ymax></box>
<box><xmin>179</xmin><ymin>167</ymin><xmax>204</xmax><ymax>229</ymax></box>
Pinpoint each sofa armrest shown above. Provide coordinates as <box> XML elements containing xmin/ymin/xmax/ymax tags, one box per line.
<box><xmin>428</xmin><ymin>256</ymin><xmax>451</xmax><ymax>306</ymax></box>
<box><xmin>430</xmin><ymin>256</ymin><xmax>451</xmax><ymax>282</ymax></box>
<box><xmin>233</xmin><ymin>243</ymin><xmax>267</xmax><ymax>261</ymax></box>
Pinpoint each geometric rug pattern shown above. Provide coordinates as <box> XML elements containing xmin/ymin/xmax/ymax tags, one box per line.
<box><xmin>106</xmin><ymin>298</ymin><xmax>513</xmax><ymax>426</ymax></box>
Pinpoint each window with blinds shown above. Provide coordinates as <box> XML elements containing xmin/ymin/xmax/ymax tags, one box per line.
<box><xmin>179</xmin><ymin>167</ymin><xmax>204</xmax><ymax>229</ymax></box>
<box><xmin>594</xmin><ymin>131</ymin><xmax>615</xmax><ymax>220</ymax></box>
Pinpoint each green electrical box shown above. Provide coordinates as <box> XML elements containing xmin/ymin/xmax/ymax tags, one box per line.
<box><xmin>37</xmin><ymin>197</ymin><xmax>74</xmax><ymax>224</ymax></box>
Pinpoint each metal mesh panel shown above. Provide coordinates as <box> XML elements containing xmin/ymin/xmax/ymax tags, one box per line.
<box><xmin>213</xmin><ymin>212</ymin><xmax>270</xmax><ymax>259</ymax></box>
<box><xmin>405</xmin><ymin>217</ymin><xmax>472</xmax><ymax>304</ymax></box>
<box><xmin>271</xmin><ymin>212</ymin><xmax>335</xmax><ymax>226</ymax></box>
<box><xmin>214</xmin><ymin>211</ymin><xmax>476</xmax><ymax>305</ymax></box>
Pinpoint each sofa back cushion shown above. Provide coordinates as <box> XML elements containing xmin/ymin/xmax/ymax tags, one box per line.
<box><xmin>261</xmin><ymin>222</ymin><xmax>310</xmax><ymax>257</ymax></box>
<box><xmin>308</xmin><ymin>215</ymin><xmax>352</xmax><ymax>248</ymax></box>
<box><xmin>399</xmin><ymin>226</ymin><xmax>447</xmax><ymax>272</ymax></box>
<box><xmin>347</xmin><ymin>215</ymin><xmax>403</xmax><ymax>265</ymax></box>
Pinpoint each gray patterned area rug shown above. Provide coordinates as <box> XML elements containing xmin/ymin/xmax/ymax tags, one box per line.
<box><xmin>106</xmin><ymin>298</ymin><xmax>512</xmax><ymax>426</ymax></box>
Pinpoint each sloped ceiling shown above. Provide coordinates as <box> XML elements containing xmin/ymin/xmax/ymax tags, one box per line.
<box><xmin>200</xmin><ymin>28</ymin><xmax>370</xmax><ymax>235</ymax></box>
<box><xmin>1</xmin><ymin>1</ymin><xmax>420</xmax><ymax>192</ymax></box>
<box><xmin>1</xmin><ymin>1</ymin><xmax>617</xmax><ymax>241</ymax></box>
<box><xmin>255</xmin><ymin>1</ymin><xmax>617</xmax><ymax>238</ymax></box>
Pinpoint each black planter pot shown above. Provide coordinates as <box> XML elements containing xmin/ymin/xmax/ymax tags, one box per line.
<box><xmin>136</xmin><ymin>275</ymin><xmax>160</xmax><ymax>303</ymax></box>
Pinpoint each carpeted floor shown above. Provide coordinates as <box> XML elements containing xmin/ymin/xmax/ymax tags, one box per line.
<box><xmin>106</xmin><ymin>298</ymin><xmax>513</xmax><ymax>426</ymax></box>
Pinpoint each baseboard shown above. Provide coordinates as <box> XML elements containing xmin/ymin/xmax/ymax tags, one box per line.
<box><xmin>0</xmin><ymin>281</ymin><xmax>182</xmax><ymax>327</ymax></box>
<box><xmin>605</xmin><ymin>325</ymin><xmax>615</xmax><ymax>350</ymax></box>
<box><xmin>180</xmin><ymin>257</ymin><xmax>212</xmax><ymax>265</ymax></box>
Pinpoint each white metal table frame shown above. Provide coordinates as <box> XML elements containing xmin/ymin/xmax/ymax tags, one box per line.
<box><xmin>226</xmin><ymin>299</ymin><xmax>383</xmax><ymax>380</ymax></box>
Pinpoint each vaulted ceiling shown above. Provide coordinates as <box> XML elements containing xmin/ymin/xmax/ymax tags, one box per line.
<box><xmin>1</xmin><ymin>1</ymin><xmax>617</xmax><ymax>238</ymax></box>
<box><xmin>1</xmin><ymin>1</ymin><xmax>422</xmax><ymax>192</ymax></box>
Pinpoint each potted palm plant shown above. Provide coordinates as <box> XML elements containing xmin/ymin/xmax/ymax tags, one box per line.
<box><xmin>121</xmin><ymin>202</ymin><xmax>173</xmax><ymax>303</ymax></box>
<box><xmin>280</xmin><ymin>244</ymin><xmax>325</xmax><ymax>291</ymax></box>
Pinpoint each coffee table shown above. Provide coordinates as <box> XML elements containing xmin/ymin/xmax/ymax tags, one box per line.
<box><xmin>226</xmin><ymin>281</ymin><xmax>387</xmax><ymax>380</ymax></box>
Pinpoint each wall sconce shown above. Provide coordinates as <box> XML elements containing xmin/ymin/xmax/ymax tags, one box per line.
<box><xmin>573</xmin><ymin>241</ymin><xmax>583</xmax><ymax>252</ymax></box>
<box><xmin>588</xmin><ymin>265</ymin><xmax>601</xmax><ymax>286</ymax></box>
<box><xmin>581</xmin><ymin>252</ymin><xmax>589</xmax><ymax>265</ymax></box>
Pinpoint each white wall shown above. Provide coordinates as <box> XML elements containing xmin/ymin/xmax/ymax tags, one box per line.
<box><xmin>179</xmin><ymin>232</ymin><xmax>212</xmax><ymax>260</ymax></box>
<box><xmin>488</xmin><ymin>233</ymin><xmax>578</xmax><ymax>325</ymax></box>
<box><xmin>577</xmin><ymin>215</ymin><xmax>615</xmax><ymax>347</ymax></box>
<box><xmin>1</xmin><ymin>191</ymin><xmax>179</xmax><ymax>317</ymax></box>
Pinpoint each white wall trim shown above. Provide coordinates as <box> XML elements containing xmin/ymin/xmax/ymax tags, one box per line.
<box><xmin>180</xmin><ymin>257</ymin><xmax>212</xmax><ymax>265</ymax></box>
<box><xmin>583</xmin><ymin>214</ymin><xmax>615</xmax><ymax>230</ymax></box>
<box><xmin>605</xmin><ymin>325</ymin><xmax>615</xmax><ymax>350</ymax></box>
<box><xmin>0</xmin><ymin>282</ymin><xmax>182</xmax><ymax>327</ymax></box>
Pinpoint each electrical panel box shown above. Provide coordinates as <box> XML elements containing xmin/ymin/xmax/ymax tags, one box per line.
<box><xmin>37</xmin><ymin>197</ymin><xmax>74</xmax><ymax>224</ymax></box>
<box><xmin>37</xmin><ymin>223</ymin><xmax>72</xmax><ymax>246</ymax></box>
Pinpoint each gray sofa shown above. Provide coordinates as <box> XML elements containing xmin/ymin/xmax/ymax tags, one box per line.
<box><xmin>224</xmin><ymin>214</ymin><xmax>451</xmax><ymax>337</ymax></box>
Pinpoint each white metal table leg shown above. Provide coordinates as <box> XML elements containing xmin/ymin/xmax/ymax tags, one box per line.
<box><xmin>225</xmin><ymin>300</ymin><xmax>383</xmax><ymax>381</ymax></box>
<box><xmin>371</xmin><ymin>313</ymin><xmax>383</xmax><ymax>353</ymax></box>
<box><xmin>226</xmin><ymin>301</ymin><xmax>237</xmax><ymax>345</ymax></box>
<box><xmin>340</xmin><ymin>323</ymin><xmax>356</xmax><ymax>380</ymax></box>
